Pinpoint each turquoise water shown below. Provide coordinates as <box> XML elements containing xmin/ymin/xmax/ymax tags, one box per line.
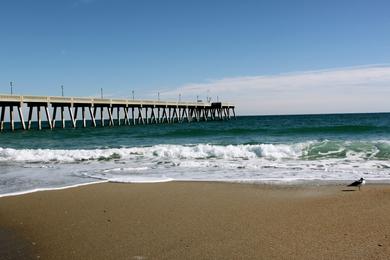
<box><xmin>2</xmin><ymin>113</ymin><xmax>390</xmax><ymax>148</ymax></box>
<box><xmin>1</xmin><ymin>113</ymin><xmax>390</xmax><ymax>196</ymax></box>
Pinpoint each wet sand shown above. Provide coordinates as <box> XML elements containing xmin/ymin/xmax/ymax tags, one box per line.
<box><xmin>1</xmin><ymin>182</ymin><xmax>390</xmax><ymax>259</ymax></box>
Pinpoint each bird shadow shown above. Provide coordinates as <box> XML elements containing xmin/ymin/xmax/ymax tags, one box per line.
<box><xmin>342</xmin><ymin>189</ymin><xmax>357</xmax><ymax>192</ymax></box>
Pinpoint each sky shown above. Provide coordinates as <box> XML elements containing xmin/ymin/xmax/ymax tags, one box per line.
<box><xmin>1</xmin><ymin>0</ymin><xmax>390</xmax><ymax>115</ymax></box>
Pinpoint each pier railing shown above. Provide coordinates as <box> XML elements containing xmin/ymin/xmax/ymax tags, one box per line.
<box><xmin>0</xmin><ymin>94</ymin><xmax>233</xmax><ymax>106</ymax></box>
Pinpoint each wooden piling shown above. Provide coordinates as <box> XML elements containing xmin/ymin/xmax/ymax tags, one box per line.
<box><xmin>138</xmin><ymin>107</ymin><xmax>145</xmax><ymax>125</ymax></box>
<box><xmin>61</xmin><ymin>107</ymin><xmax>65</xmax><ymax>128</ymax></box>
<box><xmin>181</xmin><ymin>108</ymin><xmax>186</xmax><ymax>123</ymax></box>
<box><xmin>145</xmin><ymin>107</ymin><xmax>149</xmax><ymax>124</ymax></box>
<box><xmin>52</xmin><ymin>106</ymin><xmax>57</xmax><ymax>128</ymax></box>
<box><xmin>0</xmin><ymin>106</ymin><xmax>5</xmax><ymax>131</ymax></box>
<box><xmin>172</xmin><ymin>108</ymin><xmax>178</xmax><ymax>123</ymax></box>
<box><xmin>68</xmin><ymin>107</ymin><xmax>76</xmax><ymax>128</ymax></box>
<box><xmin>107</xmin><ymin>107</ymin><xmax>114</xmax><ymax>126</ymax></box>
<box><xmin>131</xmin><ymin>107</ymin><xmax>135</xmax><ymax>125</ymax></box>
<box><xmin>74</xmin><ymin>107</ymin><xmax>79</xmax><ymax>126</ymax></box>
<box><xmin>150</xmin><ymin>108</ymin><xmax>155</xmax><ymax>124</ymax></box>
<box><xmin>18</xmin><ymin>106</ymin><xmax>26</xmax><ymax>130</ymax></box>
<box><xmin>27</xmin><ymin>106</ymin><xmax>33</xmax><ymax>130</ymax></box>
<box><xmin>37</xmin><ymin>106</ymin><xmax>42</xmax><ymax>130</ymax></box>
<box><xmin>45</xmin><ymin>106</ymin><xmax>53</xmax><ymax>129</ymax></box>
<box><xmin>162</xmin><ymin>108</ymin><xmax>168</xmax><ymax>123</ymax></box>
<box><xmin>124</xmin><ymin>107</ymin><xmax>129</xmax><ymax>125</ymax></box>
<box><xmin>116</xmin><ymin>107</ymin><xmax>121</xmax><ymax>126</ymax></box>
<box><xmin>100</xmin><ymin>107</ymin><xmax>104</xmax><ymax>127</ymax></box>
<box><xmin>188</xmin><ymin>108</ymin><xmax>193</xmax><ymax>122</ymax></box>
<box><xmin>9</xmin><ymin>106</ymin><xmax>14</xmax><ymax>131</ymax></box>
<box><xmin>82</xmin><ymin>107</ymin><xmax>86</xmax><ymax>128</ymax></box>
<box><xmin>89</xmin><ymin>107</ymin><xmax>96</xmax><ymax>127</ymax></box>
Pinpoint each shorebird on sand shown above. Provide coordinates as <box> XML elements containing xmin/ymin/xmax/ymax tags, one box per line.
<box><xmin>347</xmin><ymin>178</ymin><xmax>365</xmax><ymax>191</ymax></box>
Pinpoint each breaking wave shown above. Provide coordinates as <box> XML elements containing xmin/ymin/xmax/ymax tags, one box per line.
<box><xmin>1</xmin><ymin>140</ymin><xmax>390</xmax><ymax>163</ymax></box>
<box><xmin>2</xmin><ymin>140</ymin><xmax>390</xmax><ymax>197</ymax></box>
<box><xmin>0</xmin><ymin>141</ymin><xmax>390</xmax><ymax>163</ymax></box>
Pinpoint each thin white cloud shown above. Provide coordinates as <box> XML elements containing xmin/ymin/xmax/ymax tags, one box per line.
<box><xmin>163</xmin><ymin>65</ymin><xmax>390</xmax><ymax>115</ymax></box>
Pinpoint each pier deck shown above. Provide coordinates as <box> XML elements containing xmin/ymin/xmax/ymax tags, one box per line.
<box><xmin>0</xmin><ymin>94</ymin><xmax>235</xmax><ymax>131</ymax></box>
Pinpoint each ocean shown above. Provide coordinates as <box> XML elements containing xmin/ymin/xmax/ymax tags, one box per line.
<box><xmin>1</xmin><ymin>113</ymin><xmax>390</xmax><ymax>196</ymax></box>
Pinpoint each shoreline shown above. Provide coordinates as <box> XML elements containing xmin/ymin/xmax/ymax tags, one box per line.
<box><xmin>1</xmin><ymin>181</ymin><xmax>390</xmax><ymax>259</ymax></box>
<box><xmin>2</xmin><ymin>178</ymin><xmax>390</xmax><ymax>199</ymax></box>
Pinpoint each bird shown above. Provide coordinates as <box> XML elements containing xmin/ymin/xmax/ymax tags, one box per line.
<box><xmin>347</xmin><ymin>178</ymin><xmax>365</xmax><ymax>191</ymax></box>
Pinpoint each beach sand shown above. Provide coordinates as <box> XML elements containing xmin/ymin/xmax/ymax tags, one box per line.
<box><xmin>1</xmin><ymin>182</ymin><xmax>390</xmax><ymax>259</ymax></box>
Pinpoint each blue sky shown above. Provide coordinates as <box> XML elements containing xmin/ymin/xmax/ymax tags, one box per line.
<box><xmin>1</xmin><ymin>0</ymin><xmax>390</xmax><ymax>114</ymax></box>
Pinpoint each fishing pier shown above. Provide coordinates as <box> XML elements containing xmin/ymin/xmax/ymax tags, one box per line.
<box><xmin>0</xmin><ymin>94</ymin><xmax>235</xmax><ymax>131</ymax></box>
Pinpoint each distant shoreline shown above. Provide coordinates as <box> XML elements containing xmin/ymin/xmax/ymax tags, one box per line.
<box><xmin>239</xmin><ymin>111</ymin><xmax>390</xmax><ymax>117</ymax></box>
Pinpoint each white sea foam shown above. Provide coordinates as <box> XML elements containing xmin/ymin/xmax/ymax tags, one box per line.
<box><xmin>106</xmin><ymin>176</ymin><xmax>174</xmax><ymax>183</ymax></box>
<box><xmin>0</xmin><ymin>143</ymin><xmax>309</xmax><ymax>163</ymax></box>
<box><xmin>102</xmin><ymin>167</ymin><xmax>149</xmax><ymax>173</ymax></box>
<box><xmin>2</xmin><ymin>141</ymin><xmax>390</xmax><ymax>197</ymax></box>
<box><xmin>2</xmin><ymin>140</ymin><xmax>390</xmax><ymax>163</ymax></box>
<box><xmin>0</xmin><ymin>180</ymin><xmax>108</xmax><ymax>198</ymax></box>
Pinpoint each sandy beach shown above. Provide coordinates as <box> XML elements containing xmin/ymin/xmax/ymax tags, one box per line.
<box><xmin>1</xmin><ymin>182</ymin><xmax>390</xmax><ymax>259</ymax></box>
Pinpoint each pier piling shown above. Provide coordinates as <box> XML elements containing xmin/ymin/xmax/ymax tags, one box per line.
<box><xmin>0</xmin><ymin>106</ymin><xmax>5</xmax><ymax>131</ymax></box>
<box><xmin>0</xmin><ymin>94</ymin><xmax>235</xmax><ymax>131</ymax></box>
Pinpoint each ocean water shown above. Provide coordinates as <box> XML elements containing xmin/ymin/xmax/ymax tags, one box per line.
<box><xmin>1</xmin><ymin>113</ymin><xmax>390</xmax><ymax>196</ymax></box>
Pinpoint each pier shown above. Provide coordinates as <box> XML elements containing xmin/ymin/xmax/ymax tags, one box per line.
<box><xmin>0</xmin><ymin>94</ymin><xmax>235</xmax><ymax>131</ymax></box>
